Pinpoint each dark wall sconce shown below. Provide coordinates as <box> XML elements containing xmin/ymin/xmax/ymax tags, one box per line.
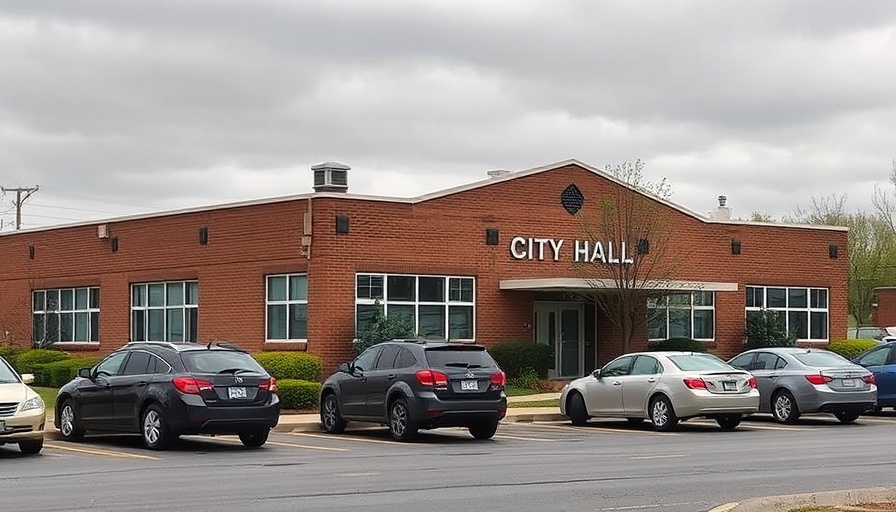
<box><xmin>731</xmin><ymin>240</ymin><xmax>741</xmax><ymax>255</ymax></box>
<box><xmin>829</xmin><ymin>244</ymin><xmax>839</xmax><ymax>259</ymax></box>
<box><xmin>111</xmin><ymin>237</ymin><xmax>119</xmax><ymax>253</ymax></box>
<box><xmin>28</xmin><ymin>245</ymin><xmax>35</xmax><ymax>260</ymax></box>
<box><xmin>485</xmin><ymin>228</ymin><xmax>499</xmax><ymax>246</ymax></box>
<box><xmin>336</xmin><ymin>215</ymin><xmax>350</xmax><ymax>235</ymax></box>
<box><xmin>199</xmin><ymin>226</ymin><xmax>209</xmax><ymax>245</ymax></box>
<box><xmin>637</xmin><ymin>238</ymin><xmax>649</xmax><ymax>255</ymax></box>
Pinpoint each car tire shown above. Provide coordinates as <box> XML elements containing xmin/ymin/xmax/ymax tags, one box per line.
<box><xmin>716</xmin><ymin>415</ymin><xmax>741</xmax><ymax>430</ymax></box>
<box><xmin>18</xmin><ymin>439</ymin><xmax>43</xmax><ymax>454</ymax></box>
<box><xmin>239</xmin><ymin>428</ymin><xmax>270</xmax><ymax>448</ymax></box>
<box><xmin>468</xmin><ymin>419</ymin><xmax>499</xmax><ymax>440</ymax></box>
<box><xmin>649</xmin><ymin>396</ymin><xmax>679</xmax><ymax>432</ymax></box>
<box><xmin>388</xmin><ymin>398</ymin><xmax>418</xmax><ymax>441</ymax></box>
<box><xmin>58</xmin><ymin>399</ymin><xmax>86</xmax><ymax>442</ymax></box>
<box><xmin>320</xmin><ymin>393</ymin><xmax>347</xmax><ymax>434</ymax></box>
<box><xmin>567</xmin><ymin>392</ymin><xmax>588</xmax><ymax>426</ymax></box>
<box><xmin>626</xmin><ymin>417</ymin><xmax>645</xmax><ymax>425</ymax></box>
<box><xmin>771</xmin><ymin>390</ymin><xmax>800</xmax><ymax>424</ymax></box>
<box><xmin>141</xmin><ymin>404</ymin><xmax>175</xmax><ymax>450</ymax></box>
<box><xmin>834</xmin><ymin>411</ymin><xmax>860</xmax><ymax>424</ymax></box>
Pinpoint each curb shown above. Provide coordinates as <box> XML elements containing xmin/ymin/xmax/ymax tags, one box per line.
<box><xmin>707</xmin><ymin>486</ymin><xmax>896</xmax><ymax>512</ymax></box>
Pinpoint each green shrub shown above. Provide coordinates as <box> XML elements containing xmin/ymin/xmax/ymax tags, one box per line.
<box><xmin>354</xmin><ymin>300</ymin><xmax>415</xmax><ymax>354</ymax></box>
<box><xmin>15</xmin><ymin>348</ymin><xmax>70</xmax><ymax>374</ymax></box>
<box><xmin>0</xmin><ymin>344</ymin><xmax>23</xmax><ymax>369</ymax></box>
<box><xmin>827</xmin><ymin>339</ymin><xmax>879</xmax><ymax>360</ymax></box>
<box><xmin>649</xmin><ymin>338</ymin><xmax>708</xmax><ymax>352</ymax></box>
<box><xmin>253</xmin><ymin>352</ymin><xmax>323</xmax><ymax>381</ymax></box>
<box><xmin>35</xmin><ymin>357</ymin><xmax>102</xmax><ymax>387</ymax></box>
<box><xmin>507</xmin><ymin>368</ymin><xmax>541</xmax><ymax>389</ymax></box>
<box><xmin>489</xmin><ymin>341</ymin><xmax>553</xmax><ymax>380</ymax></box>
<box><xmin>277</xmin><ymin>379</ymin><xmax>320</xmax><ymax>410</ymax></box>
<box><xmin>745</xmin><ymin>309</ymin><xmax>797</xmax><ymax>349</ymax></box>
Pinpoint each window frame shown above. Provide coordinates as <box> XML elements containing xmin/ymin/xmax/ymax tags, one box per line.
<box><xmin>32</xmin><ymin>286</ymin><xmax>101</xmax><ymax>345</ymax></box>
<box><xmin>265</xmin><ymin>273</ymin><xmax>309</xmax><ymax>343</ymax></box>
<box><xmin>745</xmin><ymin>285</ymin><xmax>829</xmax><ymax>342</ymax></box>
<box><xmin>647</xmin><ymin>291</ymin><xmax>715</xmax><ymax>342</ymax></box>
<box><xmin>130</xmin><ymin>281</ymin><xmax>199</xmax><ymax>343</ymax></box>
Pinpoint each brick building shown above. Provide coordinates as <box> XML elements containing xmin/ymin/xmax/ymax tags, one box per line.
<box><xmin>0</xmin><ymin>160</ymin><xmax>848</xmax><ymax>377</ymax></box>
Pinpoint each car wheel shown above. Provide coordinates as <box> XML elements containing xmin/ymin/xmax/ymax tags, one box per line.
<box><xmin>141</xmin><ymin>404</ymin><xmax>175</xmax><ymax>450</ymax></box>
<box><xmin>239</xmin><ymin>428</ymin><xmax>270</xmax><ymax>448</ymax></box>
<box><xmin>388</xmin><ymin>398</ymin><xmax>418</xmax><ymax>441</ymax></box>
<box><xmin>834</xmin><ymin>411</ymin><xmax>860</xmax><ymax>424</ymax></box>
<box><xmin>320</xmin><ymin>393</ymin><xmax>347</xmax><ymax>434</ymax></box>
<box><xmin>567</xmin><ymin>392</ymin><xmax>588</xmax><ymax>426</ymax></box>
<box><xmin>650</xmin><ymin>396</ymin><xmax>679</xmax><ymax>432</ymax></box>
<box><xmin>716</xmin><ymin>415</ymin><xmax>741</xmax><ymax>430</ymax></box>
<box><xmin>18</xmin><ymin>439</ymin><xmax>43</xmax><ymax>454</ymax></box>
<box><xmin>771</xmin><ymin>390</ymin><xmax>800</xmax><ymax>424</ymax></box>
<box><xmin>58</xmin><ymin>399</ymin><xmax>86</xmax><ymax>441</ymax></box>
<box><xmin>468</xmin><ymin>419</ymin><xmax>499</xmax><ymax>440</ymax></box>
<box><xmin>626</xmin><ymin>417</ymin><xmax>645</xmax><ymax>425</ymax></box>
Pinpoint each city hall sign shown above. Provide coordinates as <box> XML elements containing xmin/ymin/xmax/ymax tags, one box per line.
<box><xmin>509</xmin><ymin>236</ymin><xmax>635</xmax><ymax>265</ymax></box>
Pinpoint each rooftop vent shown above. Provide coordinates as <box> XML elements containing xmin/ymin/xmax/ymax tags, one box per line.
<box><xmin>311</xmin><ymin>161</ymin><xmax>350</xmax><ymax>193</ymax></box>
<box><xmin>487</xmin><ymin>169</ymin><xmax>510</xmax><ymax>179</ymax></box>
<box><xmin>710</xmin><ymin>194</ymin><xmax>731</xmax><ymax>220</ymax></box>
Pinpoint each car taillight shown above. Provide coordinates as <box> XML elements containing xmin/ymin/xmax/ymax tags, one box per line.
<box><xmin>805</xmin><ymin>374</ymin><xmax>834</xmax><ymax>385</ymax></box>
<box><xmin>863</xmin><ymin>374</ymin><xmax>876</xmax><ymax>385</ymax></box>
<box><xmin>683</xmin><ymin>378</ymin><xmax>707</xmax><ymax>389</ymax></box>
<box><xmin>748</xmin><ymin>376</ymin><xmax>757</xmax><ymax>389</ymax></box>
<box><xmin>259</xmin><ymin>377</ymin><xmax>278</xmax><ymax>393</ymax></box>
<box><xmin>416</xmin><ymin>369</ymin><xmax>449</xmax><ymax>387</ymax></box>
<box><xmin>490</xmin><ymin>371</ymin><xmax>506</xmax><ymax>388</ymax></box>
<box><xmin>172</xmin><ymin>376</ymin><xmax>214</xmax><ymax>394</ymax></box>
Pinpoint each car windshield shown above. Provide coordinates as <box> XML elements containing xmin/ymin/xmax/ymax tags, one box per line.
<box><xmin>667</xmin><ymin>353</ymin><xmax>734</xmax><ymax>372</ymax></box>
<box><xmin>0</xmin><ymin>358</ymin><xmax>19</xmax><ymax>383</ymax></box>
<box><xmin>792</xmin><ymin>350</ymin><xmax>851</xmax><ymax>368</ymax></box>
<box><xmin>180</xmin><ymin>350</ymin><xmax>266</xmax><ymax>374</ymax></box>
<box><xmin>424</xmin><ymin>347</ymin><xmax>497</xmax><ymax>369</ymax></box>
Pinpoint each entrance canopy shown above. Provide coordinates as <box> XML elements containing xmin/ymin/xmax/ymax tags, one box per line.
<box><xmin>499</xmin><ymin>278</ymin><xmax>738</xmax><ymax>293</ymax></box>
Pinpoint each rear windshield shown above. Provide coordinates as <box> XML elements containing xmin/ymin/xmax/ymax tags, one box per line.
<box><xmin>792</xmin><ymin>351</ymin><xmax>850</xmax><ymax>368</ymax></box>
<box><xmin>180</xmin><ymin>350</ymin><xmax>267</xmax><ymax>374</ymax></box>
<box><xmin>667</xmin><ymin>353</ymin><xmax>734</xmax><ymax>372</ymax></box>
<box><xmin>424</xmin><ymin>347</ymin><xmax>498</xmax><ymax>369</ymax></box>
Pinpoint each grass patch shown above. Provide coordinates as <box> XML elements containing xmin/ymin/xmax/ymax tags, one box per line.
<box><xmin>505</xmin><ymin>386</ymin><xmax>546</xmax><ymax>397</ymax></box>
<box><xmin>508</xmin><ymin>398</ymin><xmax>559</xmax><ymax>408</ymax></box>
<box><xmin>34</xmin><ymin>387</ymin><xmax>58</xmax><ymax>410</ymax></box>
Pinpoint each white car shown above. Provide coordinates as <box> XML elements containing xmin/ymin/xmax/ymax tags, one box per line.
<box><xmin>560</xmin><ymin>351</ymin><xmax>760</xmax><ymax>431</ymax></box>
<box><xmin>0</xmin><ymin>356</ymin><xmax>46</xmax><ymax>454</ymax></box>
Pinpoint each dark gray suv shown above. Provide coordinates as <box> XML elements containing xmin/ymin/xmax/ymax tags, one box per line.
<box><xmin>320</xmin><ymin>339</ymin><xmax>507</xmax><ymax>440</ymax></box>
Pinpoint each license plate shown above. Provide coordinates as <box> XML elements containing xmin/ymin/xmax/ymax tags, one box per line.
<box><xmin>722</xmin><ymin>381</ymin><xmax>737</xmax><ymax>391</ymax></box>
<box><xmin>228</xmin><ymin>386</ymin><xmax>247</xmax><ymax>399</ymax></box>
<box><xmin>461</xmin><ymin>380</ymin><xmax>478</xmax><ymax>391</ymax></box>
<box><xmin>841</xmin><ymin>378</ymin><xmax>856</xmax><ymax>387</ymax></box>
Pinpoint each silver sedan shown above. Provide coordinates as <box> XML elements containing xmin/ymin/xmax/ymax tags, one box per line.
<box><xmin>728</xmin><ymin>347</ymin><xmax>877</xmax><ymax>424</ymax></box>
<box><xmin>559</xmin><ymin>351</ymin><xmax>760</xmax><ymax>431</ymax></box>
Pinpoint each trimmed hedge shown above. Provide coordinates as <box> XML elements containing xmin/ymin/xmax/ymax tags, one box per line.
<box><xmin>35</xmin><ymin>357</ymin><xmax>102</xmax><ymax>387</ymax></box>
<box><xmin>277</xmin><ymin>379</ymin><xmax>320</xmax><ymax>410</ymax></box>
<box><xmin>649</xmin><ymin>338</ymin><xmax>708</xmax><ymax>352</ymax></box>
<box><xmin>827</xmin><ymin>339</ymin><xmax>879</xmax><ymax>361</ymax></box>
<box><xmin>253</xmin><ymin>352</ymin><xmax>323</xmax><ymax>381</ymax></box>
<box><xmin>0</xmin><ymin>344</ymin><xmax>22</xmax><ymax>369</ymax></box>
<box><xmin>488</xmin><ymin>341</ymin><xmax>553</xmax><ymax>379</ymax></box>
<box><xmin>16</xmin><ymin>349</ymin><xmax>70</xmax><ymax>374</ymax></box>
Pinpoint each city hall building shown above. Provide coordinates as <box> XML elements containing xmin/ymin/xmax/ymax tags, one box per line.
<box><xmin>0</xmin><ymin>160</ymin><xmax>848</xmax><ymax>377</ymax></box>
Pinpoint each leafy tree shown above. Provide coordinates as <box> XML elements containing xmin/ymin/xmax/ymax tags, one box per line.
<box><xmin>745</xmin><ymin>309</ymin><xmax>796</xmax><ymax>349</ymax></box>
<box><xmin>353</xmin><ymin>300</ymin><xmax>414</xmax><ymax>354</ymax></box>
<box><xmin>572</xmin><ymin>160</ymin><xmax>690</xmax><ymax>352</ymax></box>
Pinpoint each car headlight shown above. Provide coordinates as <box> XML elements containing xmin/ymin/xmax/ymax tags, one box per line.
<box><xmin>21</xmin><ymin>396</ymin><xmax>44</xmax><ymax>412</ymax></box>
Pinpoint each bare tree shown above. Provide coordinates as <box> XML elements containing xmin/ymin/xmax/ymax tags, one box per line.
<box><xmin>571</xmin><ymin>160</ymin><xmax>690</xmax><ymax>352</ymax></box>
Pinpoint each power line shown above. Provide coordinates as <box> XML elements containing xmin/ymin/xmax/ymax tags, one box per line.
<box><xmin>0</xmin><ymin>185</ymin><xmax>39</xmax><ymax>230</ymax></box>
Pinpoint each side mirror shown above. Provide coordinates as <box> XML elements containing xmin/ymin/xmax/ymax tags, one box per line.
<box><xmin>77</xmin><ymin>367</ymin><xmax>93</xmax><ymax>379</ymax></box>
<box><xmin>21</xmin><ymin>373</ymin><xmax>35</xmax><ymax>385</ymax></box>
<box><xmin>337</xmin><ymin>362</ymin><xmax>351</xmax><ymax>373</ymax></box>
<box><xmin>591</xmin><ymin>369</ymin><xmax>602</xmax><ymax>379</ymax></box>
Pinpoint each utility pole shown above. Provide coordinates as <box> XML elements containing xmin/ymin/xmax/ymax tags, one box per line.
<box><xmin>1</xmin><ymin>185</ymin><xmax>39</xmax><ymax>230</ymax></box>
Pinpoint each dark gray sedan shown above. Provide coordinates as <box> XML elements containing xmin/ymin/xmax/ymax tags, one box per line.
<box><xmin>728</xmin><ymin>347</ymin><xmax>876</xmax><ymax>424</ymax></box>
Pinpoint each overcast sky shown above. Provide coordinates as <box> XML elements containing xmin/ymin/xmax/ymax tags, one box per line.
<box><xmin>1</xmin><ymin>0</ymin><xmax>895</xmax><ymax>230</ymax></box>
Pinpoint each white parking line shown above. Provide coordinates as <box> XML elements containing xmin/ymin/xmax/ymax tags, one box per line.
<box><xmin>630</xmin><ymin>454</ymin><xmax>687</xmax><ymax>460</ymax></box>
<box><xmin>44</xmin><ymin>442</ymin><xmax>159</xmax><ymax>460</ymax></box>
<box><xmin>493</xmin><ymin>434</ymin><xmax>556</xmax><ymax>442</ymax></box>
<box><xmin>289</xmin><ymin>432</ymin><xmax>405</xmax><ymax>445</ymax></box>
<box><xmin>213</xmin><ymin>436</ymin><xmax>349</xmax><ymax>451</ymax></box>
<box><xmin>510</xmin><ymin>422</ymin><xmax>681</xmax><ymax>436</ymax></box>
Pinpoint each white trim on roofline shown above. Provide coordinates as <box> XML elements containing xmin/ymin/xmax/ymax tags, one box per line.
<box><xmin>499</xmin><ymin>278</ymin><xmax>739</xmax><ymax>292</ymax></box>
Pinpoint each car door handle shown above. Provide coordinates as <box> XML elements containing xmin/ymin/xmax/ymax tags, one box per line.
<box><xmin>137</xmin><ymin>381</ymin><xmax>147</xmax><ymax>387</ymax></box>
<box><xmin>612</xmin><ymin>381</ymin><xmax>622</xmax><ymax>386</ymax></box>
<box><xmin>387</xmin><ymin>374</ymin><xmax>397</xmax><ymax>380</ymax></box>
<box><xmin>647</xmin><ymin>378</ymin><xmax>657</xmax><ymax>383</ymax></box>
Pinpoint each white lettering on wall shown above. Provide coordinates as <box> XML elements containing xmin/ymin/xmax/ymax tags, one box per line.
<box><xmin>513</xmin><ymin>237</ymin><xmax>635</xmax><ymax>265</ymax></box>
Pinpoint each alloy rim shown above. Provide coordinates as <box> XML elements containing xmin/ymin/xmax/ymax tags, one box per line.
<box><xmin>652</xmin><ymin>401</ymin><xmax>668</xmax><ymax>426</ymax></box>
<box><xmin>391</xmin><ymin>403</ymin><xmax>407</xmax><ymax>436</ymax></box>
<box><xmin>775</xmin><ymin>396</ymin><xmax>791</xmax><ymax>420</ymax></box>
<box><xmin>143</xmin><ymin>410</ymin><xmax>160</xmax><ymax>445</ymax></box>
<box><xmin>322</xmin><ymin>397</ymin><xmax>336</xmax><ymax>429</ymax></box>
<box><xmin>60</xmin><ymin>406</ymin><xmax>74</xmax><ymax>436</ymax></box>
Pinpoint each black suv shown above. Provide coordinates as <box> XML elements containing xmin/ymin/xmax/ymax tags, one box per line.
<box><xmin>55</xmin><ymin>341</ymin><xmax>280</xmax><ymax>450</ymax></box>
<box><xmin>320</xmin><ymin>339</ymin><xmax>507</xmax><ymax>440</ymax></box>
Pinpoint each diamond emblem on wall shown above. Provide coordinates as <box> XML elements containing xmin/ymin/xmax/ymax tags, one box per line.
<box><xmin>560</xmin><ymin>184</ymin><xmax>584</xmax><ymax>215</ymax></box>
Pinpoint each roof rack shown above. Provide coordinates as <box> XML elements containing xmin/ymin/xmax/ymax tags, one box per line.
<box><xmin>205</xmin><ymin>340</ymin><xmax>248</xmax><ymax>352</ymax></box>
<box><xmin>126</xmin><ymin>341</ymin><xmax>186</xmax><ymax>350</ymax></box>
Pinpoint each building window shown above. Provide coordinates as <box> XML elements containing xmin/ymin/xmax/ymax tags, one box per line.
<box><xmin>355</xmin><ymin>274</ymin><xmax>475</xmax><ymax>341</ymax></box>
<box><xmin>32</xmin><ymin>287</ymin><xmax>100</xmax><ymax>345</ymax></box>
<box><xmin>647</xmin><ymin>291</ymin><xmax>715</xmax><ymax>341</ymax></box>
<box><xmin>266</xmin><ymin>274</ymin><xmax>307</xmax><ymax>341</ymax></box>
<box><xmin>745</xmin><ymin>285</ymin><xmax>828</xmax><ymax>341</ymax></box>
<box><xmin>131</xmin><ymin>281</ymin><xmax>198</xmax><ymax>342</ymax></box>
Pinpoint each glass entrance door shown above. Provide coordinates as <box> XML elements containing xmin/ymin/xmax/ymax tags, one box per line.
<box><xmin>534</xmin><ymin>302</ymin><xmax>584</xmax><ymax>378</ymax></box>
